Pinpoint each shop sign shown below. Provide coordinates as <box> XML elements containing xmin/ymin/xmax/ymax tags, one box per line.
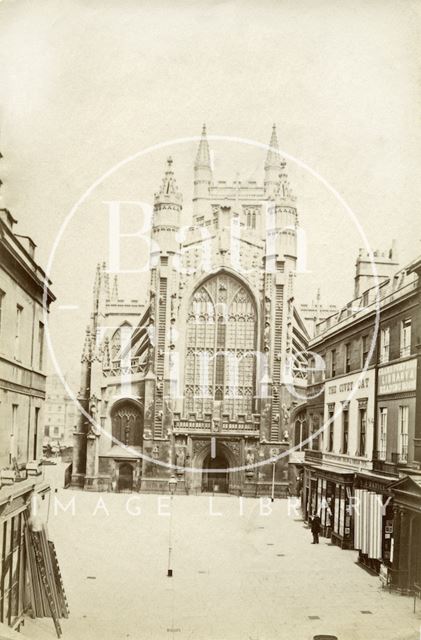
<box><xmin>357</xmin><ymin>476</ymin><xmax>391</xmax><ymax>493</ymax></box>
<box><xmin>378</xmin><ymin>359</ymin><xmax>417</xmax><ymax>395</ymax></box>
<box><xmin>324</xmin><ymin>452</ymin><xmax>371</xmax><ymax>470</ymax></box>
<box><xmin>327</xmin><ymin>376</ymin><xmax>370</xmax><ymax>396</ymax></box>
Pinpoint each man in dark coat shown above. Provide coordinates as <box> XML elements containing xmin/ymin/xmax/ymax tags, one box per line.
<box><xmin>310</xmin><ymin>513</ymin><xmax>321</xmax><ymax>544</ymax></box>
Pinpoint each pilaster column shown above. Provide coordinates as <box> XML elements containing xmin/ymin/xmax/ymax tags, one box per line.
<box><xmin>397</xmin><ymin>509</ymin><xmax>410</xmax><ymax>591</ymax></box>
<box><xmin>407</xmin><ymin>513</ymin><xmax>416</xmax><ymax>589</ymax></box>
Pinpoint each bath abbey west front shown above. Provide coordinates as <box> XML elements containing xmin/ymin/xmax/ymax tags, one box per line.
<box><xmin>71</xmin><ymin>126</ymin><xmax>310</xmax><ymax>496</ymax></box>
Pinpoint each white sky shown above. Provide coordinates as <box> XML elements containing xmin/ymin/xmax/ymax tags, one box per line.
<box><xmin>1</xmin><ymin>0</ymin><xmax>420</xmax><ymax>387</ymax></box>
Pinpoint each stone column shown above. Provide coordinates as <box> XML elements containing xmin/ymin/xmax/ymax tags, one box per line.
<box><xmin>84</xmin><ymin>432</ymin><xmax>100</xmax><ymax>491</ymax></box>
<box><xmin>71</xmin><ymin>430</ymin><xmax>87</xmax><ymax>488</ymax></box>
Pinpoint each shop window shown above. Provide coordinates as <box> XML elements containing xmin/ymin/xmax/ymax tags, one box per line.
<box><xmin>398</xmin><ymin>406</ymin><xmax>409</xmax><ymax>463</ymax></box>
<box><xmin>400</xmin><ymin>319</ymin><xmax>411</xmax><ymax>357</ymax></box>
<box><xmin>378</xmin><ymin>408</ymin><xmax>387</xmax><ymax>460</ymax></box>
<box><xmin>342</xmin><ymin>409</ymin><xmax>349</xmax><ymax>454</ymax></box>
<box><xmin>380</xmin><ymin>327</ymin><xmax>390</xmax><ymax>364</ymax></box>
<box><xmin>333</xmin><ymin>485</ymin><xmax>347</xmax><ymax>537</ymax></box>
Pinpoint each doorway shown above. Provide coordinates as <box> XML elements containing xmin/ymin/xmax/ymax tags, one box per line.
<box><xmin>118</xmin><ymin>463</ymin><xmax>134</xmax><ymax>492</ymax></box>
<box><xmin>202</xmin><ymin>451</ymin><xmax>230</xmax><ymax>493</ymax></box>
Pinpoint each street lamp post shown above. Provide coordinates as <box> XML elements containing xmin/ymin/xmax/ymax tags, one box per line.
<box><xmin>167</xmin><ymin>475</ymin><xmax>178</xmax><ymax>577</ymax></box>
<box><xmin>271</xmin><ymin>458</ymin><xmax>276</xmax><ymax>502</ymax></box>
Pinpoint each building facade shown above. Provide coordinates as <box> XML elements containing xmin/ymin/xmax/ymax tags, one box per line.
<box><xmin>0</xmin><ymin>164</ymin><xmax>55</xmax><ymax>631</ymax></box>
<box><xmin>71</xmin><ymin>125</ymin><xmax>310</xmax><ymax>496</ymax></box>
<box><xmin>297</xmin><ymin>248</ymin><xmax>421</xmax><ymax>591</ymax></box>
<box><xmin>0</xmin><ymin>209</ymin><xmax>55</xmax><ymax>472</ymax></box>
<box><xmin>44</xmin><ymin>374</ymin><xmax>79</xmax><ymax>449</ymax></box>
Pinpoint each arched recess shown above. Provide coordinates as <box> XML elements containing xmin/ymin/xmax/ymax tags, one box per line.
<box><xmin>183</xmin><ymin>271</ymin><xmax>258</xmax><ymax>419</ymax></box>
<box><xmin>189</xmin><ymin>441</ymin><xmax>240</xmax><ymax>494</ymax></box>
<box><xmin>110</xmin><ymin>399</ymin><xmax>143</xmax><ymax>447</ymax></box>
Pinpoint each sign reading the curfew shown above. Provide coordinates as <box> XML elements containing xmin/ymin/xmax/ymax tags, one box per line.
<box><xmin>378</xmin><ymin>359</ymin><xmax>417</xmax><ymax>395</ymax></box>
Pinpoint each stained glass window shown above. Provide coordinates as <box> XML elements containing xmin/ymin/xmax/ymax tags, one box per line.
<box><xmin>184</xmin><ymin>274</ymin><xmax>256</xmax><ymax>417</ymax></box>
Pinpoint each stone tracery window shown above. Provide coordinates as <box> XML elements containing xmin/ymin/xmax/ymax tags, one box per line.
<box><xmin>111</xmin><ymin>402</ymin><xmax>143</xmax><ymax>447</ymax></box>
<box><xmin>110</xmin><ymin>321</ymin><xmax>132</xmax><ymax>361</ymax></box>
<box><xmin>184</xmin><ymin>273</ymin><xmax>257</xmax><ymax>418</ymax></box>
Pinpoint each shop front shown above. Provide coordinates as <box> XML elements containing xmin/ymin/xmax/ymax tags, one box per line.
<box><xmin>353</xmin><ymin>473</ymin><xmax>394</xmax><ymax>575</ymax></box>
<box><xmin>303</xmin><ymin>459</ymin><xmax>354</xmax><ymax>548</ymax></box>
<box><xmin>389</xmin><ymin>475</ymin><xmax>421</xmax><ymax>593</ymax></box>
<box><xmin>302</xmin><ymin>450</ymin><xmax>322</xmax><ymax>521</ymax></box>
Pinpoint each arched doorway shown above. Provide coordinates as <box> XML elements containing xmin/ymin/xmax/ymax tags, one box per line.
<box><xmin>201</xmin><ymin>449</ymin><xmax>230</xmax><ymax>493</ymax></box>
<box><xmin>118</xmin><ymin>463</ymin><xmax>134</xmax><ymax>492</ymax></box>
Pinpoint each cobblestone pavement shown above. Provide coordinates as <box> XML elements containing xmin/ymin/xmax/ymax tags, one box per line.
<box><xmin>22</xmin><ymin>491</ymin><xmax>420</xmax><ymax>640</ymax></box>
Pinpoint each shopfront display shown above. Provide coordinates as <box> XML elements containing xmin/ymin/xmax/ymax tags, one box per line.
<box><xmin>354</xmin><ymin>474</ymin><xmax>395</xmax><ymax>574</ymax></box>
<box><xmin>389</xmin><ymin>476</ymin><xmax>421</xmax><ymax>593</ymax></box>
<box><xmin>303</xmin><ymin>463</ymin><xmax>354</xmax><ymax>548</ymax></box>
<box><xmin>332</xmin><ymin>484</ymin><xmax>352</xmax><ymax>544</ymax></box>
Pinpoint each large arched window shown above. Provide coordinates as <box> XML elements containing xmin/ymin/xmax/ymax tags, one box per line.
<box><xmin>111</xmin><ymin>401</ymin><xmax>143</xmax><ymax>447</ymax></box>
<box><xmin>110</xmin><ymin>321</ymin><xmax>132</xmax><ymax>361</ymax></box>
<box><xmin>184</xmin><ymin>273</ymin><xmax>257</xmax><ymax>418</ymax></box>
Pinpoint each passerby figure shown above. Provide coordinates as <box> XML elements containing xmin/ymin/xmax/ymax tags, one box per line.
<box><xmin>296</xmin><ymin>476</ymin><xmax>302</xmax><ymax>499</ymax></box>
<box><xmin>310</xmin><ymin>513</ymin><xmax>321</xmax><ymax>544</ymax></box>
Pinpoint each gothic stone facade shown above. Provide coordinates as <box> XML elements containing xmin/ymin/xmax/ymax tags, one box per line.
<box><xmin>71</xmin><ymin>125</ymin><xmax>309</xmax><ymax>496</ymax></box>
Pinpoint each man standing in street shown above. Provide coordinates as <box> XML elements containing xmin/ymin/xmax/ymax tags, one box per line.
<box><xmin>310</xmin><ymin>513</ymin><xmax>321</xmax><ymax>544</ymax></box>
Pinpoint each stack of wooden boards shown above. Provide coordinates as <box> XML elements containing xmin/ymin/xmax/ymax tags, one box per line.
<box><xmin>24</xmin><ymin>509</ymin><xmax>69</xmax><ymax>638</ymax></box>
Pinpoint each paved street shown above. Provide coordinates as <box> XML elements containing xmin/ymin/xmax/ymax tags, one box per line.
<box><xmin>22</xmin><ymin>491</ymin><xmax>420</xmax><ymax>640</ymax></box>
